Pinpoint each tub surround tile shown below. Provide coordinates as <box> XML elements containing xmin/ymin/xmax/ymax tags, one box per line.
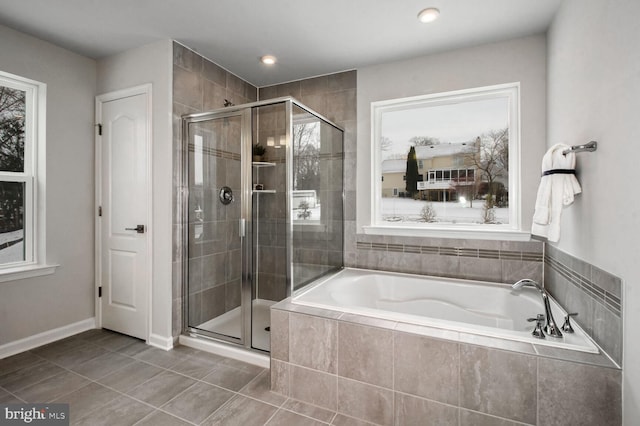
<box><xmin>459</xmin><ymin>409</ymin><xmax>532</xmax><ymax>426</ymax></box>
<box><xmin>394</xmin><ymin>332</ymin><xmax>459</xmax><ymax>405</ymax></box>
<box><xmin>337</xmin><ymin>377</ymin><xmax>393</xmax><ymax>426</ymax></box>
<box><xmin>459</xmin><ymin>345</ymin><xmax>537</xmax><ymax>424</ymax></box>
<box><xmin>272</xmin><ymin>300</ymin><xmax>343</xmax><ymax>320</ymax></box>
<box><xmin>289</xmin><ymin>313</ymin><xmax>337</xmax><ymax>373</ymax></box>
<box><xmin>338</xmin><ymin>322</ymin><xmax>393</xmax><ymax>388</ymax></box>
<box><xmin>544</xmin><ymin>246</ymin><xmax>623</xmax><ymax>366</ymax></box>
<box><xmin>394</xmin><ymin>392</ymin><xmax>458</xmax><ymax>426</ymax></box>
<box><xmin>457</xmin><ymin>333</ymin><xmax>537</xmax><ymax>356</ymax></box>
<box><xmin>537</xmin><ymin>357</ymin><xmax>621</xmax><ymax>426</ymax></box>
<box><xmin>338</xmin><ymin>312</ymin><xmax>398</xmax><ymax>330</ymax></box>
<box><xmin>394</xmin><ymin>322</ymin><xmax>459</xmax><ymax>342</ymax></box>
<box><xmin>290</xmin><ymin>365</ymin><xmax>337</xmax><ymax>411</ymax></box>
<box><xmin>532</xmin><ymin>344</ymin><xmax>618</xmax><ymax>369</ymax></box>
<box><xmin>240</xmin><ymin>370</ymin><xmax>287</xmax><ymax>407</ymax></box>
<box><xmin>592</xmin><ymin>302</ymin><xmax>623</xmax><ymax>365</ymax></box>
<box><xmin>270</xmin><ymin>359</ymin><xmax>290</xmax><ymax>397</ymax></box>
<box><xmin>270</xmin><ymin>309</ymin><xmax>289</xmax><ymax>362</ymax></box>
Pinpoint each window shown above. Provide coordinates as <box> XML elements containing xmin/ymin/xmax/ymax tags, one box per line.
<box><xmin>371</xmin><ymin>83</ymin><xmax>521</xmax><ymax>238</ymax></box>
<box><xmin>0</xmin><ymin>70</ymin><xmax>50</xmax><ymax>278</ymax></box>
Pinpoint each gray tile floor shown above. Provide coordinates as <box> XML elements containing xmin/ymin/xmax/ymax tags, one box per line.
<box><xmin>0</xmin><ymin>329</ymin><xmax>368</xmax><ymax>426</ymax></box>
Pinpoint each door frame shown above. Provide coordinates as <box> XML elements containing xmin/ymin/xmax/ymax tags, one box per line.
<box><xmin>95</xmin><ymin>84</ymin><xmax>153</xmax><ymax>342</ymax></box>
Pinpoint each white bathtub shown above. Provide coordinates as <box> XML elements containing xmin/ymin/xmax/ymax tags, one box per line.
<box><xmin>293</xmin><ymin>268</ymin><xmax>599</xmax><ymax>353</ymax></box>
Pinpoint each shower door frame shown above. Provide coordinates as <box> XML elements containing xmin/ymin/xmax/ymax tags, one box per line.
<box><xmin>181</xmin><ymin>107</ymin><xmax>253</xmax><ymax>347</ymax></box>
<box><xmin>180</xmin><ymin>97</ymin><xmax>344</xmax><ymax>351</ymax></box>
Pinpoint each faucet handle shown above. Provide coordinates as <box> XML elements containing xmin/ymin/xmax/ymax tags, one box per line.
<box><xmin>562</xmin><ymin>312</ymin><xmax>578</xmax><ymax>333</ymax></box>
<box><xmin>527</xmin><ymin>314</ymin><xmax>546</xmax><ymax>339</ymax></box>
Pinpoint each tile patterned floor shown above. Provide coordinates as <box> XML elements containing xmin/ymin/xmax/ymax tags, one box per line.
<box><xmin>0</xmin><ymin>329</ymin><xmax>371</xmax><ymax>426</ymax></box>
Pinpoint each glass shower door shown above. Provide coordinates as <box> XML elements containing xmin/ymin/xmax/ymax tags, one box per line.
<box><xmin>185</xmin><ymin>110</ymin><xmax>251</xmax><ymax>344</ymax></box>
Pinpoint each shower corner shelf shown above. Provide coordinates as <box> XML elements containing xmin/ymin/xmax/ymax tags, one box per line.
<box><xmin>252</xmin><ymin>161</ymin><xmax>276</xmax><ymax>168</ymax></box>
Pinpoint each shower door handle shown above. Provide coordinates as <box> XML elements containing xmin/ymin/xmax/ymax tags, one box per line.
<box><xmin>239</xmin><ymin>218</ymin><xmax>245</xmax><ymax>238</ymax></box>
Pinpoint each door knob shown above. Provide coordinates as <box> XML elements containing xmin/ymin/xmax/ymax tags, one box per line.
<box><xmin>125</xmin><ymin>225</ymin><xmax>145</xmax><ymax>233</ymax></box>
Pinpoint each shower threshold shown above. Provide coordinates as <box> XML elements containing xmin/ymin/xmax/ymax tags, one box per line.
<box><xmin>195</xmin><ymin>298</ymin><xmax>275</xmax><ymax>352</ymax></box>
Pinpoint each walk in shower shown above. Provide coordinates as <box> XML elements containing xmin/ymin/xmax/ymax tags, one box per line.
<box><xmin>182</xmin><ymin>98</ymin><xmax>344</xmax><ymax>352</ymax></box>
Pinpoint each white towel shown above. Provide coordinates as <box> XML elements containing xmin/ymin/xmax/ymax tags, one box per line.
<box><xmin>531</xmin><ymin>143</ymin><xmax>582</xmax><ymax>242</ymax></box>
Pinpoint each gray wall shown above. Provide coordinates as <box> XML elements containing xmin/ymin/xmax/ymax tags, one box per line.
<box><xmin>97</xmin><ymin>39</ymin><xmax>174</xmax><ymax>347</ymax></box>
<box><xmin>547</xmin><ymin>0</ymin><xmax>640</xmax><ymax>420</ymax></box>
<box><xmin>356</xmin><ymin>34</ymin><xmax>547</xmax><ymax>236</ymax></box>
<box><xmin>350</xmin><ymin>35</ymin><xmax>546</xmax><ymax>282</ymax></box>
<box><xmin>0</xmin><ymin>24</ymin><xmax>96</xmax><ymax>344</ymax></box>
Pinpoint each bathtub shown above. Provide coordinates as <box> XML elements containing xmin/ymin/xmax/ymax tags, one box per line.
<box><xmin>293</xmin><ymin>268</ymin><xmax>599</xmax><ymax>353</ymax></box>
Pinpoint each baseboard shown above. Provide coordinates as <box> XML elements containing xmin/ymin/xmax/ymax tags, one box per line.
<box><xmin>178</xmin><ymin>335</ymin><xmax>270</xmax><ymax>368</ymax></box>
<box><xmin>148</xmin><ymin>333</ymin><xmax>174</xmax><ymax>351</ymax></box>
<box><xmin>0</xmin><ymin>317</ymin><xmax>96</xmax><ymax>359</ymax></box>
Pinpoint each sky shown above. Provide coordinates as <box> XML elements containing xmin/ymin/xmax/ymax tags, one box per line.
<box><xmin>381</xmin><ymin>96</ymin><xmax>509</xmax><ymax>161</ymax></box>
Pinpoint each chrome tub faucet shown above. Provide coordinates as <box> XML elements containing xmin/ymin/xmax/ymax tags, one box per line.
<box><xmin>512</xmin><ymin>279</ymin><xmax>563</xmax><ymax>338</ymax></box>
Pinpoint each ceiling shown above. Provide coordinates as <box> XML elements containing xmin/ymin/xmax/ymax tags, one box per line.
<box><xmin>0</xmin><ymin>0</ymin><xmax>563</xmax><ymax>87</ymax></box>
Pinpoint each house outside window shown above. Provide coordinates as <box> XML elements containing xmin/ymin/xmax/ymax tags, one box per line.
<box><xmin>0</xmin><ymin>70</ymin><xmax>49</xmax><ymax>277</ymax></box>
<box><xmin>372</xmin><ymin>83</ymin><xmax>521</xmax><ymax>236</ymax></box>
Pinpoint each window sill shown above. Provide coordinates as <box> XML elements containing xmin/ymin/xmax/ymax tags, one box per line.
<box><xmin>0</xmin><ymin>263</ymin><xmax>59</xmax><ymax>283</ymax></box>
<box><xmin>362</xmin><ymin>225</ymin><xmax>531</xmax><ymax>241</ymax></box>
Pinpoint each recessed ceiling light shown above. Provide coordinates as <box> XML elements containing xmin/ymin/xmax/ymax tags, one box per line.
<box><xmin>260</xmin><ymin>55</ymin><xmax>277</xmax><ymax>65</ymax></box>
<box><xmin>417</xmin><ymin>7</ymin><xmax>440</xmax><ymax>23</ymax></box>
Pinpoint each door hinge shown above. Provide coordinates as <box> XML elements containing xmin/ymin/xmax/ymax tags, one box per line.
<box><xmin>97</xmin><ymin>123</ymin><xmax>102</xmax><ymax>136</ymax></box>
<box><xmin>98</xmin><ymin>206</ymin><xmax>102</xmax><ymax>217</ymax></box>
<box><xmin>98</xmin><ymin>286</ymin><xmax>102</xmax><ymax>298</ymax></box>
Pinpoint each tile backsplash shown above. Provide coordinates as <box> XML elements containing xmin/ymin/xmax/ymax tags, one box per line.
<box><xmin>352</xmin><ymin>236</ymin><xmax>544</xmax><ymax>285</ymax></box>
<box><xmin>544</xmin><ymin>244</ymin><xmax>623</xmax><ymax>365</ymax></box>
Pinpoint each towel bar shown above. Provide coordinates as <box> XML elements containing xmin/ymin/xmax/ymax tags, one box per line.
<box><xmin>563</xmin><ymin>141</ymin><xmax>597</xmax><ymax>155</ymax></box>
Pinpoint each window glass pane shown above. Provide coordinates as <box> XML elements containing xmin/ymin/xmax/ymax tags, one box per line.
<box><xmin>0</xmin><ymin>86</ymin><xmax>26</xmax><ymax>172</ymax></box>
<box><xmin>377</xmin><ymin>87</ymin><xmax>514</xmax><ymax>226</ymax></box>
<box><xmin>0</xmin><ymin>181</ymin><xmax>25</xmax><ymax>264</ymax></box>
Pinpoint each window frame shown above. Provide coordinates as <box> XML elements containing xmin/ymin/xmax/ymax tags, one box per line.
<box><xmin>0</xmin><ymin>70</ymin><xmax>55</xmax><ymax>281</ymax></box>
<box><xmin>368</xmin><ymin>82</ymin><xmax>526</xmax><ymax>240</ymax></box>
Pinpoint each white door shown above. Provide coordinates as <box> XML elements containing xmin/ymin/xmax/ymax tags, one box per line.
<box><xmin>97</xmin><ymin>88</ymin><xmax>150</xmax><ymax>340</ymax></box>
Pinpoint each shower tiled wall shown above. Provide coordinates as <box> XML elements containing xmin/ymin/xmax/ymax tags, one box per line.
<box><xmin>544</xmin><ymin>245</ymin><xmax>623</xmax><ymax>365</ymax></box>
<box><xmin>172</xmin><ymin>42</ymin><xmax>258</xmax><ymax>338</ymax></box>
<box><xmin>259</xmin><ymin>72</ymin><xmax>355</xmax><ymax>289</ymax></box>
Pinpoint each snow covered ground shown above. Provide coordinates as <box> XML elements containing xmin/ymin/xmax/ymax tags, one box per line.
<box><xmin>381</xmin><ymin>198</ymin><xmax>508</xmax><ymax>224</ymax></box>
<box><xmin>0</xmin><ymin>230</ymin><xmax>24</xmax><ymax>264</ymax></box>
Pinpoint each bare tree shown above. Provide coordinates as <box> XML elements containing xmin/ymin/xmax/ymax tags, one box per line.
<box><xmin>0</xmin><ymin>86</ymin><xmax>26</xmax><ymax>232</ymax></box>
<box><xmin>0</xmin><ymin>86</ymin><xmax>25</xmax><ymax>172</ymax></box>
<box><xmin>409</xmin><ymin>136</ymin><xmax>440</xmax><ymax>146</ymax></box>
<box><xmin>293</xmin><ymin>122</ymin><xmax>320</xmax><ymax>190</ymax></box>
<box><xmin>380</xmin><ymin>136</ymin><xmax>393</xmax><ymax>151</ymax></box>
<box><xmin>466</xmin><ymin>128</ymin><xmax>509</xmax><ymax>201</ymax></box>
